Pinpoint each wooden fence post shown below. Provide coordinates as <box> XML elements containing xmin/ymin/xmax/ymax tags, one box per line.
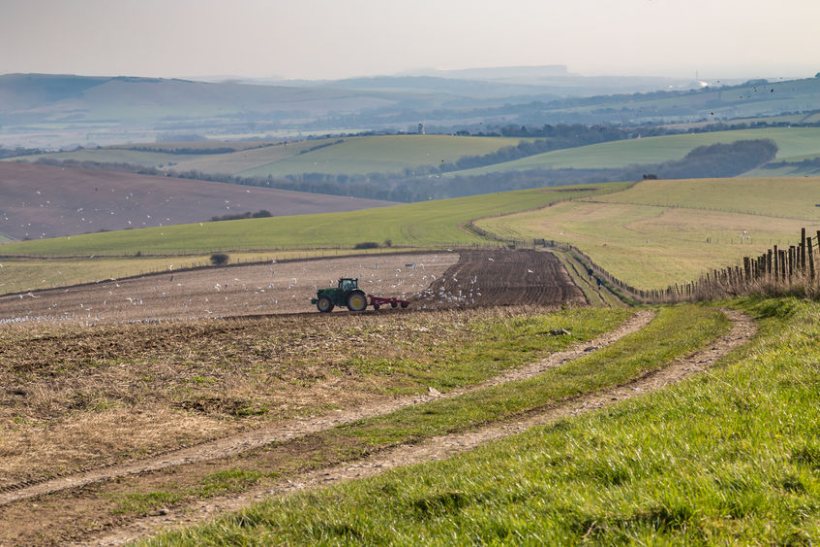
<box><xmin>801</xmin><ymin>228</ymin><xmax>807</xmax><ymax>272</ymax></box>
<box><xmin>808</xmin><ymin>236</ymin><xmax>816</xmax><ymax>281</ymax></box>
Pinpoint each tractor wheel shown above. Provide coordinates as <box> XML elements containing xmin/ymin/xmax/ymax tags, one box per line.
<box><xmin>316</xmin><ymin>296</ymin><xmax>334</xmax><ymax>313</ymax></box>
<box><xmin>373</xmin><ymin>304</ymin><xmax>380</xmax><ymax>310</ymax></box>
<box><xmin>390</xmin><ymin>301</ymin><xmax>398</xmax><ymax>308</ymax></box>
<box><xmin>346</xmin><ymin>290</ymin><xmax>368</xmax><ymax>312</ymax></box>
<box><xmin>400</xmin><ymin>301</ymin><xmax>409</xmax><ymax>308</ymax></box>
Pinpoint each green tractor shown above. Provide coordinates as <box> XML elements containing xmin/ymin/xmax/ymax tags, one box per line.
<box><xmin>311</xmin><ymin>278</ymin><xmax>368</xmax><ymax>313</ymax></box>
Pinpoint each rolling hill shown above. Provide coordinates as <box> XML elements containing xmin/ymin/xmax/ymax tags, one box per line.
<box><xmin>450</xmin><ymin>127</ymin><xmax>820</xmax><ymax>175</ymax></box>
<box><xmin>0</xmin><ymin>162</ymin><xmax>391</xmax><ymax>240</ymax></box>
<box><xmin>13</xmin><ymin>135</ymin><xmax>525</xmax><ymax>177</ymax></box>
<box><xmin>0</xmin><ymin>184</ymin><xmax>622</xmax><ymax>256</ymax></box>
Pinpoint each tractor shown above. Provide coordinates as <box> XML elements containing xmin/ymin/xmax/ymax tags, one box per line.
<box><xmin>311</xmin><ymin>278</ymin><xmax>410</xmax><ymax>312</ymax></box>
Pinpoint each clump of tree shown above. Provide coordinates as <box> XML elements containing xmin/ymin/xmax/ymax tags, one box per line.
<box><xmin>353</xmin><ymin>241</ymin><xmax>381</xmax><ymax>249</ymax></box>
<box><xmin>210</xmin><ymin>253</ymin><xmax>230</xmax><ymax>266</ymax></box>
<box><xmin>210</xmin><ymin>210</ymin><xmax>272</xmax><ymax>222</ymax></box>
<box><xmin>0</xmin><ymin>146</ymin><xmax>42</xmax><ymax>159</ymax></box>
<box><xmin>631</xmin><ymin>139</ymin><xmax>778</xmax><ymax>179</ymax></box>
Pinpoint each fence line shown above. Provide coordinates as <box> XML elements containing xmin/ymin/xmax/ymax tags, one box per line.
<box><xmin>529</xmin><ymin>229</ymin><xmax>819</xmax><ymax>304</ymax></box>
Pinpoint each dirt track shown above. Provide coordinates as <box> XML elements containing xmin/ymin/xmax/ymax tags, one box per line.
<box><xmin>418</xmin><ymin>249</ymin><xmax>585</xmax><ymax>308</ymax></box>
<box><xmin>0</xmin><ymin>311</ymin><xmax>655</xmax><ymax>509</ymax></box>
<box><xmin>90</xmin><ymin>310</ymin><xmax>755</xmax><ymax>546</ymax></box>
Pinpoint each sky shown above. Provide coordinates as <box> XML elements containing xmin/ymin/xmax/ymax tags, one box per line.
<box><xmin>1</xmin><ymin>0</ymin><xmax>819</xmax><ymax>80</ymax></box>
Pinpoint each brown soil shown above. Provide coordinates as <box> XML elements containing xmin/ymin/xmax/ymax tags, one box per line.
<box><xmin>0</xmin><ymin>311</ymin><xmax>660</xmax><ymax>546</ymax></box>
<box><xmin>417</xmin><ymin>249</ymin><xmax>585</xmax><ymax>308</ymax></box>
<box><xmin>0</xmin><ymin>311</ymin><xmax>653</xmax><ymax>507</ymax></box>
<box><xmin>0</xmin><ymin>304</ymin><xmax>523</xmax><ymax>486</ymax></box>
<box><xmin>0</xmin><ymin>252</ymin><xmax>458</xmax><ymax>323</ymax></box>
<box><xmin>0</xmin><ymin>162</ymin><xmax>391</xmax><ymax>240</ymax></box>
<box><xmin>89</xmin><ymin>310</ymin><xmax>756</xmax><ymax>547</ymax></box>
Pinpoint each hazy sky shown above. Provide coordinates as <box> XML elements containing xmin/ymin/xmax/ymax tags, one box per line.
<box><xmin>1</xmin><ymin>0</ymin><xmax>819</xmax><ymax>80</ymax></box>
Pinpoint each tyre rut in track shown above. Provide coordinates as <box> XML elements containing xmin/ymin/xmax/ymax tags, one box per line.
<box><xmin>0</xmin><ymin>311</ymin><xmax>655</xmax><ymax>509</ymax></box>
<box><xmin>89</xmin><ymin>309</ymin><xmax>755</xmax><ymax>547</ymax></box>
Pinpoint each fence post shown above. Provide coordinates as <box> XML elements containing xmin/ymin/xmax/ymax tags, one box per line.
<box><xmin>801</xmin><ymin>228</ymin><xmax>807</xmax><ymax>272</ymax></box>
<box><xmin>808</xmin><ymin>236</ymin><xmax>816</xmax><ymax>281</ymax></box>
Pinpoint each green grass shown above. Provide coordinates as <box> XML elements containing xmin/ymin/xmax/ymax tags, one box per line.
<box><xmin>236</xmin><ymin>135</ymin><xmax>522</xmax><ymax>177</ymax></box>
<box><xmin>453</xmin><ymin>127</ymin><xmax>820</xmax><ymax>175</ymax></box>
<box><xmin>0</xmin><ymin>184</ymin><xmax>624</xmax><ymax>257</ymax></box>
<box><xmin>140</xmin><ymin>305</ymin><xmax>729</xmax><ymax>540</ymax></box>
<box><xmin>591</xmin><ymin>177</ymin><xmax>820</xmax><ymax>221</ymax></box>
<box><xmin>147</xmin><ymin>299</ymin><xmax>817</xmax><ymax>546</ymax></box>
<box><xmin>10</xmin><ymin>135</ymin><xmax>522</xmax><ymax>177</ymax></box>
<box><xmin>478</xmin><ymin>178</ymin><xmax>816</xmax><ymax>289</ymax></box>
<box><xmin>8</xmin><ymin>148</ymin><xmax>184</xmax><ymax>168</ymax></box>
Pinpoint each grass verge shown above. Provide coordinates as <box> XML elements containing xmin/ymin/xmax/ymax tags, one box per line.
<box><xmin>151</xmin><ymin>299</ymin><xmax>818</xmax><ymax>546</ymax></box>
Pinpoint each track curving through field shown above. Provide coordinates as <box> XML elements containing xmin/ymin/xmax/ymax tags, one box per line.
<box><xmin>88</xmin><ymin>309</ymin><xmax>755</xmax><ymax>546</ymax></box>
<box><xmin>0</xmin><ymin>311</ymin><xmax>655</xmax><ymax>509</ymax></box>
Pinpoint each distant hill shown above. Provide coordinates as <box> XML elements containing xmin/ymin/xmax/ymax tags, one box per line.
<box><xmin>0</xmin><ymin>162</ymin><xmax>390</xmax><ymax>240</ymax></box>
<box><xmin>2</xmin><ymin>72</ymin><xmax>819</xmax><ymax>150</ymax></box>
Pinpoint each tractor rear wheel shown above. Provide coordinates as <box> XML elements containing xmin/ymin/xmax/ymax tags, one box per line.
<box><xmin>317</xmin><ymin>296</ymin><xmax>334</xmax><ymax>313</ymax></box>
<box><xmin>346</xmin><ymin>290</ymin><xmax>368</xmax><ymax>312</ymax></box>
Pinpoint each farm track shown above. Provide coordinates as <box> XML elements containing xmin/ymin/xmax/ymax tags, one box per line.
<box><xmin>0</xmin><ymin>311</ymin><xmax>656</xmax><ymax>509</ymax></box>
<box><xmin>90</xmin><ymin>309</ymin><xmax>755</xmax><ymax>546</ymax></box>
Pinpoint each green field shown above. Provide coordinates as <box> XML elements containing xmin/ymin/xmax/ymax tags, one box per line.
<box><xmin>453</xmin><ymin>127</ymin><xmax>820</xmax><ymax>175</ymax></box>
<box><xmin>593</xmin><ymin>177</ymin><xmax>820</xmax><ymax>220</ymax></box>
<box><xmin>152</xmin><ymin>298</ymin><xmax>817</xmax><ymax>546</ymax></box>
<box><xmin>237</xmin><ymin>135</ymin><xmax>523</xmax><ymax>177</ymax></box>
<box><xmin>10</xmin><ymin>148</ymin><xmax>185</xmax><ymax>168</ymax></box>
<box><xmin>11</xmin><ymin>135</ymin><xmax>523</xmax><ymax>177</ymax></box>
<box><xmin>478</xmin><ymin>178</ymin><xmax>819</xmax><ymax>289</ymax></box>
<box><xmin>0</xmin><ymin>184</ymin><xmax>624</xmax><ymax>257</ymax></box>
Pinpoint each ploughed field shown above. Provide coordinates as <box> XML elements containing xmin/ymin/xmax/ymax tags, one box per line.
<box><xmin>0</xmin><ymin>250</ymin><xmax>583</xmax><ymax>324</ymax></box>
<box><xmin>0</xmin><ymin>253</ymin><xmax>457</xmax><ymax>324</ymax></box>
<box><xmin>419</xmin><ymin>249</ymin><xmax>585</xmax><ymax>308</ymax></box>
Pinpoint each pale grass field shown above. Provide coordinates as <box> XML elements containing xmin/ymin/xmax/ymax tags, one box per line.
<box><xmin>479</xmin><ymin>200</ymin><xmax>809</xmax><ymax>289</ymax></box>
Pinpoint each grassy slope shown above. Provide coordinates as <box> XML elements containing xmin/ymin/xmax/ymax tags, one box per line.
<box><xmin>8</xmin><ymin>149</ymin><xmax>184</xmax><ymax>168</ymax></box>
<box><xmin>145</xmin><ymin>304</ymin><xmax>750</xmax><ymax>544</ymax></box>
<box><xmin>237</xmin><ymin>135</ymin><xmax>522</xmax><ymax>177</ymax></box>
<box><xmin>453</xmin><ymin>127</ymin><xmax>820</xmax><ymax>175</ymax></box>
<box><xmin>592</xmin><ymin>177</ymin><xmax>820</xmax><ymax>220</ymax></box>
<box><xmin>0</xmin><ymin>184</ymin><xmax>624</xmax><ymax>257</ymax></box>
<box><xmin>478</xmin><ymin>178</ymin><xmax>819</xmax><ymax>289</ymax></box>
<box><xmin>11</xmin><ymin>135</ymin><xmax>522</xmax><ymax>177</ymax></box>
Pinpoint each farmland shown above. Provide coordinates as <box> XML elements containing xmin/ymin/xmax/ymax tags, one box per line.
<box><xmin>151</xmin><ymin>298</ymin><xmax>816</xmax><ymax>546</ymax></box>
<box><xmin>0</xmin><ymin>184</ymin><xmax>622</xmax><ymax>257</ymax></box>
<box><xmin>12</xmin><ymin>135</ymin><xmax>524</xmax><ymax>177</ymax></box>
<box><xmin>3</xmin><ymin>301</ymin><xmax>758</xmax><ymax>545</ymax></box>
<box><xmin>0</xmin><ymin>253</ymin><xmax>459</xmax><ymax>323</ymax></box>
<box><xmin>0</xmin><ymin>162</ymin><xmax>390</xmax><ymax>240</ymax></box>
<box><xmin>0</xmin><ymin>158</ymin><xmax>817</xmax><ymax>546</ymax></box>
<box><xmin>452</xmin><ymin>127</ymin><xmax>820</xmax><ymax>175</ymax></box>
<box><xmin>0</xmin><ymin>248</ymin><xmax>413</xmax><ymax>296</ymax></box>
<box><xmin>478</xmin><ymin>177</ymin><xmax>820</xmax><ymax>288</ymax></box>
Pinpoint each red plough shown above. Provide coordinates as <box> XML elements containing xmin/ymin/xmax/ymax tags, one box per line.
<box><xmin>368</xmin><ymin>295</ymin><xmax>410</xmax><ymax>310</ymax></box>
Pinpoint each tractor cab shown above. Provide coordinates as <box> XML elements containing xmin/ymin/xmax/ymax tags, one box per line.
<box><xmin>338</xmin><ymin>278</ymin><xmax>359</xmax><ymax>291</ymax></box>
